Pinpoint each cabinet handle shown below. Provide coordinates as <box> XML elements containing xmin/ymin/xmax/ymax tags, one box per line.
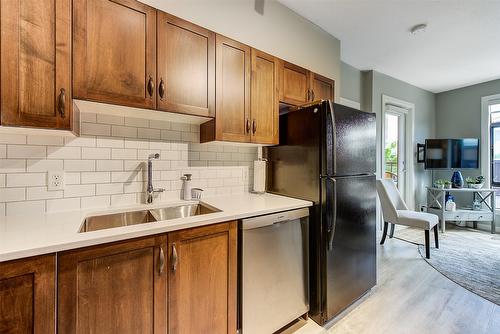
<box><xmin>172</xmin><ymin>243</ymin><xmax>178</xmax><ymax>272</ymax></box>
<box><xmin>159</xmin><ymin>78</ymin><xmax>165</xmax><ymax>99</ymax></box>
<box><xmin>58</xmin><ymin>88</ymin><xmax>66</xmax><ymax>118</ymax></box>
<box><xmin>311</xmin><ymin>90</ymin><xmax>315</xmax><ymax>101</ymax></box>
<box><xmin>252</xmin><ymin>119</ymin><xmax>256</xmax><ymax>134</ymax></box>
<box><xmin>306</xmin><ymin>89</ymin><xmax>310</xmax><ymax>101</ymax></box>
<box><xmin>147</xmin><ymin>77</ymin><xmax>154</xmax><ymax>97</ymax></box>
<box><xmin>246</xmin><ymin>119</ymin><xmax>251</xmax><ymax>133</ymax></box>
<box><xmin>159</xmin><ymin>246</ymin><xmax>165</xmax><ymax>275</ymax></box>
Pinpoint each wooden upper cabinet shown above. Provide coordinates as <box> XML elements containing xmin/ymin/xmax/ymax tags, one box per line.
<box><xmin>0</xmin><ymin>0</ymin><xmax>71</xmax><ymax>129</ymax></box>
<box><xmin>0</xmin><ymin>255</ymin><xmax>55</xmax><ymax>333</ymax></box>
<box><xmin>310</xmin><ymin>72</ymin><xmax>335</xmax><ymax>101</ymax></box>
<box><xmin>279</xmin><ymin>61</ymin><xmax>310</xmax><ymax>106</ymax></box>
<box><xmin>73</xmin><ymin>0</ymin><xmax>156</xmax><ymax>109</ymax></box>
<box><xmin>168</xmin><ymin>222</ymin><xmax>237</xmax><ymax>334</ymax></box>
<box><xmin>202</xmin><ymin>34</ymin><xmax>250</xmax><ymax>143</ymax></box>
<box><xmin>251</xmin><ymin>49</ymin><xmax>279</xmax><ymax>144</ymax></box>
<box><xmin>157</xmin><ymin>12</ymin><xmax>215</xmax><ymax>117</ymax></box>
<box><xmin>58</xmin><ymin>235</ymin><xmax>167</xmax><ymax>334</ymax></box>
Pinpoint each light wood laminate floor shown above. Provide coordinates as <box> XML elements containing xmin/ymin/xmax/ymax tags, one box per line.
<box><xmin>294</xmin><ymin>230</ymin><xmax>500</xmax><ymax>334</ymax></box>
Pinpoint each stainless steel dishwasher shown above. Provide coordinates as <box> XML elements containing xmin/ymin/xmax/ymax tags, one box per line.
<box><xmin>241</xmin><ymin>208</ymin><xmax>309</xmax><ymax>334</ymax></box>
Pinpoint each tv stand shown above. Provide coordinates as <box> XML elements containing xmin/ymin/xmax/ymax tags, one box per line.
<box><xmin>426</xmin><ymin>187</ymin><xmax>496</xmax><ymax>234</ymax></box>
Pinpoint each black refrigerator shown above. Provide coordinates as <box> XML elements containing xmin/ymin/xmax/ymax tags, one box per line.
<box><xmin>266</xmin><ymin>101</ymin><xmax>377</xmax><ymax>325</ymax></box>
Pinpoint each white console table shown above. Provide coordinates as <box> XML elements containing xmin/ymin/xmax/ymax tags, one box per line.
<box><xmin>426</xmin><ymin>187</ymin><xmax>496</xmax><ymax>234</ymax></box>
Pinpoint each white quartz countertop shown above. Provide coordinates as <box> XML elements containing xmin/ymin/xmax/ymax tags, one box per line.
<box><xmin>0</xmin><ymin>193</ymin><xmax>312</xmax><ymax>262</ymax></box>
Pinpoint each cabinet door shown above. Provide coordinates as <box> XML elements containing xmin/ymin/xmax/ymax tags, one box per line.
<box><xmin>0</xmin><ymin>0</ymin><xmax>71</xmax><ymax>129</ymax></box>
<box><xmin>168</xmin><ymin>221</ymin><xmax>237</xmax><ymax>334</ymax></box>
<box><xmin>58</xmin><ymin>236</ymin><xmax>167</xmax><ymax>334</ymax></box>
<box><xmin>73</xmin><ymin>0</ymin><xmax>156</xmax><ymax>109</ymax></box>
<box><xmin>157</xmin><ymin>12</ymin><xmax>215</xmax><ymax>117</ymax></box>
<box><xmin>251</xmin><ymin>49</ymin><xmax>279</xmax><ymax>144</ymax></box>
<box><xmin>0</xmin><ymin>255</ymin><xmax>55</xmax><ymax>333</ymax></box>
<box><xmin>214</xmin><ymin>35</ymin><xmax>251</xmax><ymax>142</ymax></box>
<box><xmin>279</xmin><ymin>61</ymin><xmax>310</xmax><ymax>106</ymax></box>
<box><xmin>311</xmin><ymin>72</ymin><xmax>335</xmax><ymax>101</ymax></box>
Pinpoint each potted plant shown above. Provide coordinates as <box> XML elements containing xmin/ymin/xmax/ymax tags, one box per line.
<box><xmin>434</xmin><ymin>179</ymin><xmax>445</xmax><ymax>189</ymax></box>
<box><xmin>443</xmin><ymin>180</ymin><xmax>452</xmax><ymax>189</ymax></box>
<box><xmin>466</xmin><ymin>176</ymin><xmax>485</xmax><ymax>189</ymax></box>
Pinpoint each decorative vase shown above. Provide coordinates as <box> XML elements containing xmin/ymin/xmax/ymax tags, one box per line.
<box><xmin>451</xmin><ymin>171</ymin><xmax>464</xmax><ymax>188</ymax></box>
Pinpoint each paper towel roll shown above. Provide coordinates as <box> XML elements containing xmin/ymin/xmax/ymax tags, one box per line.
<box><xmin>253</xmin><ymin>160</ymin><xmax>266</xmax><ymax>193</ymax></box>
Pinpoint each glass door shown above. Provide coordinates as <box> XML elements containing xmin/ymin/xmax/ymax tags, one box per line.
<box><xmin>384</xmin><ymin>110</ymin><xmax>407</xmax><ymax>195</ymax></box>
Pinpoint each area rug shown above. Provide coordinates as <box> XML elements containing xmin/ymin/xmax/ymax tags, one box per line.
<box><xmin>394</xmin><ymin>226</ymin><xmax>500</xmax><ymax>306</ymax></box>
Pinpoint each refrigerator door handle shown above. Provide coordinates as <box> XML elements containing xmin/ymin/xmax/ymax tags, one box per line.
<box><xmin>327</xmin><ymin>177</ymin><xmax>337</xmax><ymax>251</ymax></box>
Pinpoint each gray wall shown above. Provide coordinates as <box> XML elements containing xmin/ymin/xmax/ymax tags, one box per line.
<box><xmin>143</xmin><ymin>0</ymin><xmax>341</xmax><ymax>100</ymax></box>
<box><xmin>340</xmin><ymin>62</ymin><xmax>363</xmax><ymax>103</ymax></box>
<box><xmin>369</xmin><ymin>71</ymin><xmax>436</xmax><ymax>209</ymax></box>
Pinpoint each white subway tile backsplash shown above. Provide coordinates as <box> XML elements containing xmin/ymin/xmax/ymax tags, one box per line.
<box><xmin>0</xmin><ymin>188</ymin><xmax>25</xmax><ymax>202</ymax></box>
<box><xmin>47</xmin><ymin>146</ymin><xmax>81</xmax><ymax>159</ymax></box>
<box><xmin>0</xmin><ymin>159</ymin><xmax>26</xmax><ymax>173</ymax></box>
<box><xmin>96</xmin><ymin>183</ymin><xmax>123</xmax><ymax>195</ymax></box>
<box><xmin>0</xmin><ymin>133</ymin><xmax>26</xmax><ymax>144</ymax></box>
<box><xmin>81</xmin><ymin>195</ymin><xmax>111</xmax><ymax>209</ymax></box>
<box><xmin>64</xmin><ymin>184</ymin><xmax>95</xmax><ymax>198</ymax></box>
<box><xmin>81</xmin><ymin>172</ymin><xmax>110</xmax><ymax>184</ymax></box>
<box><xmin>82</xmin><ymin>147</ymin><xmax>111</xmax><ymax>159</ymax></box>
<box><xmin>27</xmin><ymin>135</ymin><xmax>64</xmax><ymax>146</ymax></box>
<box><xmin>111</xmin><ymin>148</ymin><xmax>136</xmax><ymax>160</ymax></box>
<box><xmin>112</xmin><ymin>125</ymin><xmax>137</xmax><ymax>138</ymax></box>
<box><xmin>0</xmin><ymin>112</ymin><xmax>255</xmax><ymax>216</ymax></box>
<box><xmin>27</xmin><ymin>187</ymin><xmax>63</xmax><ymax>200</ymax></box>
<box><xmin>81</xmin><ymin>122</ymin><xmax>111</xmax><ymax>136</ymax></box>
<box><xmin>8</xmin><ymin>145</ymin><xmax>46</xmax><ymax>159</ymax></box>
<box><xmin>96</xmin><ymin>160</ymin><xmax>123</xmax><ymax>171</ymax></box>
<box><xmin>7</xmin><ymin>173</ymin><xmax>46</xmax><ymax>187</ymax></box>
<box><xmin>46</xmin><ymin>198</ymin><xmax>81</xmax><ymax>212</ymax></box>
<box><xmin>64</xmin><ymin>160</ymin><xmax>95</xmax><ymax>172</ymax></box>
<box><xmin>7</xmin><ymin>200</ymin><xmax>45</xmax><ymax>216</ymax></box>
<box><xmin>0</xmin><ymin>145</ymin><xmax>6</xmax><ymax>159</ymax></box>
<box><xmin>27</xmin><ymin>159</ymin><xmax>63</xmax><ymax>172</ymax></box>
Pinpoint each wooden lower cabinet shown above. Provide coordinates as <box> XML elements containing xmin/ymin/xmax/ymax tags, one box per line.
<box><xmin>0</xmin><ymin>254</ymin><xmax>56</xmax><ymax>333</ymax></box>
<box><xmin>57</xmin><ymin>221</ymin><xmax>237</xmax><ymax>334</ymax></box>
<box><xmin>168</xmin><ymin>221</ymin><xmax>237</xmax><ymax>334</ymax></box>
<box><xmin>58</xmin><ymin>235</ymin><xmax>168</xmax><ymax>334</ymax></box>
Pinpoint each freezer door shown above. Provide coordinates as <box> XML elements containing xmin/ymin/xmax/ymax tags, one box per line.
<box><xmin>326</xmin><ymin>102</ymin><xmax>376</xmax><ymax>176</ymax></box>
<box><xmin>324</xmin><ymin>174</ymin><xmax>376</xmax><ymax>321</ymax></box>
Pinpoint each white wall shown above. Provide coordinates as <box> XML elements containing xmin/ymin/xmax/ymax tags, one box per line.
<box><xmin>143</xmin><ymin>0</ymin><xmax>341</xmax><ymax>100</ymax></box>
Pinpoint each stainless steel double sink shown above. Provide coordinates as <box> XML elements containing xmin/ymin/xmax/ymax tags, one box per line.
<box><xmin>79</xmin><ymin>203</ymin><xmax>220</xmax><ymax>233</ymax></box>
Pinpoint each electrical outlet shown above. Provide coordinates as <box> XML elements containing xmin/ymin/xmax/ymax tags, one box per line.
<box><xmin>47</xmin><ymin>171</ymin><xmax>65</xmax><ymax>191</ymax></box>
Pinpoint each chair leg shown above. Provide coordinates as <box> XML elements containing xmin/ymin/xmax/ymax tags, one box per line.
<box><xmin>433</xmin><ymin>225</ymin><xmax>439</xmax><ymax>249</ymax></box>
<box><xmin>389</xmin><ymin>223</ymin><xmax>395</xmax><ymax>238</ymax></box>
<box><xmin>425</xmin><ymin>230</ymin><xmax>430</xmax><ymax>259</ymax></box>
<box><xmin>380</xmin><ymin>222</ymin><xmax>388</xmax><ymax>245</ymax></box>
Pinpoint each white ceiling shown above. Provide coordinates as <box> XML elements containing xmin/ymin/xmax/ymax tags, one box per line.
<box><xmin>278</xmin><ymin>0</ymin><xmax>500</xmax><ymax>93</ymax></box>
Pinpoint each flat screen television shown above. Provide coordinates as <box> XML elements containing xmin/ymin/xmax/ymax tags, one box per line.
<box><xmin>424</xmin><ymin>138</ymin><xmax>479</xmax><ymax>169</ymax></box>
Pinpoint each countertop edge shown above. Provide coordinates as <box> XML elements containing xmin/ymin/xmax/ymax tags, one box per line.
<box><xmin>0</xmin><ymin>199</ymin><xmax>312</xmax><ymax>263</ymax></box>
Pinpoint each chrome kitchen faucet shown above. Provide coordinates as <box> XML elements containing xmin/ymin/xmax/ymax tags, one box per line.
<box><xmin>147</xmin><ymin>153</ymin><xmax>165</xmax><ymax>204</ymax></box>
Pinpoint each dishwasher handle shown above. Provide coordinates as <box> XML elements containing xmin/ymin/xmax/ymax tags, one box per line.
<box><xmin>241</xmin><ymin>208</ymin><xmax>309</xmax><ymax>230</ymax></box>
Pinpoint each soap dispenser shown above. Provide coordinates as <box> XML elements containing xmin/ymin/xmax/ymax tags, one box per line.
<box><xmin>182</xmin><ymin>174</ymin><xmax>192</xmax><ymax>200</ymax></box>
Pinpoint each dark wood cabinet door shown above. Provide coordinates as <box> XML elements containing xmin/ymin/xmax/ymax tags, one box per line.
<box><xmin>250</xmin><ymin>49</ymin><xmax>279</xmax><ymax>144</ymax></box>
<box><xmin>73</xmin><ymin>0</ymin><xmax>156</xmax><ymax>109</ymax></box>
<box><xmin>168</xmin><ymin>222</ymin><xmax>237</xmax><ymax>334</ymax></box>
<box><xmin>157</xmin><ymin>12</ymin><xmax>215</xmax><ymax>117</ymax></box>
<box><xmin>58</xmin><ymin>235</ymin><xmax>167</xmax><ymax>334</ymax></box>
<box><xmin>0</xmin><ymin>0</ymin><xmax>71</xmax><ymax>129</ymax></box>
<box><xmin>0</xmin><ymin>255</ymin><xmax>55</xmax><ymax>333</ymax></box>
<box><xmin>311</xmin><ymin>72</ymin><xmax>335</xmax><ymax>101</ymax></box>
<box><xmin>279</xmin><ymin>61</ymin><xmax>310</xmax><ymax>106</ymax></box>
<box><xmin>214</xmin><ymin>35</ymin><xmax>251</xmax><ymax>142</ymax></box>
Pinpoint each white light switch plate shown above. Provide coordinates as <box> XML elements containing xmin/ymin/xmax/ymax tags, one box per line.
<box><xmin>47</xmin><ymin>171</ymin><xmax>65</xmax><ymax>191</ymax></box>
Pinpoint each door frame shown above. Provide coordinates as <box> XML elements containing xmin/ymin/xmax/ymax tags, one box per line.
<box><xmin>480</xmin><ymin>93</ymin><xmax>500</xmax><ymax>190</ymax></box>
<box><xmin>381</xmin><ymin>95</ymin><xmax>415</xmax><ymax>209</ymax></box>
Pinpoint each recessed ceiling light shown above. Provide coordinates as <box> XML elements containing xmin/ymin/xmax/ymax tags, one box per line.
<box><xmin>410</xmin><ymin>23</ymin><xmax>427</xmax><ymax>35</ymax></box>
